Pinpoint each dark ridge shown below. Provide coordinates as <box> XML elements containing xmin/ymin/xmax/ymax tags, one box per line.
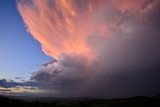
<box><xmin>0</xmin><ymin>95</ymin><xmax>160</xmax><ymax>107</ymax></box>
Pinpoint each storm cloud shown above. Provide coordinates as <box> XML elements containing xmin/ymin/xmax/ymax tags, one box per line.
<box><xmin>17</xmin><ymin>0</ymin><xmax>160</xmax><ymax>98</ymax></box>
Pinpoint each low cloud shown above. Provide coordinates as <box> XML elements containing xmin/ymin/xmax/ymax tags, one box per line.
<box><xmin>0</xmin><ymin>79</ymin><xmax>38</xmax><ymax>88</ymax></box>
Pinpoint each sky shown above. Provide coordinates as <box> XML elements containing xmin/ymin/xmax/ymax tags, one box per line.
<box><xmin>0</xmin><ymin>0</ymin><xmax>51</xmax><ymax>81</ymax></box>
<box><xmin>0</xmin><ymin>0</ymin><xmax>160</xmax><ymax>98</ymax></box>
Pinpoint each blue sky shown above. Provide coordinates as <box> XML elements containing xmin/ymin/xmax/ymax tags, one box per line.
<box><xmin>0</xmin><ymin>0</ymin><xmax>51</xmax><ymax>81</ymax></box>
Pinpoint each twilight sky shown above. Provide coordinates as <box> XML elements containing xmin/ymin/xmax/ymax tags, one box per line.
<box><xmin>0</xmin><ymin>0</ymin><xmax>160</xmax><ymax>98</ymax></box>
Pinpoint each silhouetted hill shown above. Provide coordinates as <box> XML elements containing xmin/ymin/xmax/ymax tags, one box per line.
<box><xmin>0</xmin><ymin>95</ymin><xmax>160</xmax><ymax>107</ymax></box>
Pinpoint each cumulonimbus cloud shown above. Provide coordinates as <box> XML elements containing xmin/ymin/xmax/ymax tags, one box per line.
<box><xmin>17</xmin><ymin>0</ymin><xmax>160</xmax><ymax>98</ymax></box>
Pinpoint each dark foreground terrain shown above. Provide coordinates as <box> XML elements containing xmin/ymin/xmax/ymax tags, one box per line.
<box><xmin>0</xmin><ymin>95</ymin><xmax>160</xmax><ymax>107</ymax></box>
